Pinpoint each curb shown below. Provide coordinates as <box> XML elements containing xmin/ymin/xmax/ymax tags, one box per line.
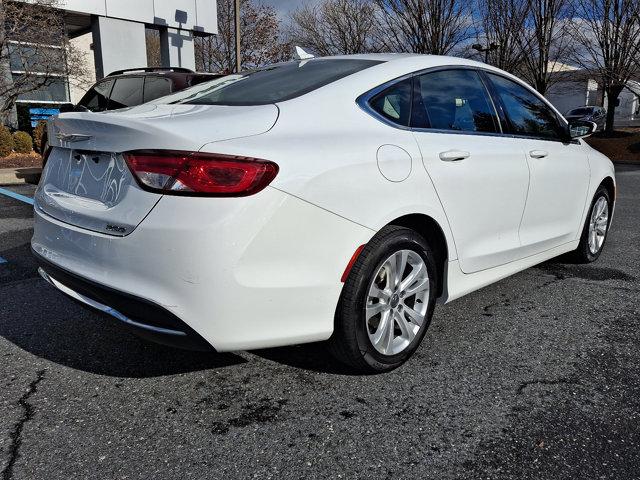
<box><xmin>0</xmin><ymin>167</ymin><xmax>41</xmax><ymax>185</ymax></box>
<box><xmin>613</xmin><ymin>161</ymin><xmax>640</xmax><ymax>167</ymax></box>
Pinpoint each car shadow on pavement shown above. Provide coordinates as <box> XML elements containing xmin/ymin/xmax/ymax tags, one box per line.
<box><xmin>1</xmin><ymin>274</ymin><xmax>246</xmax><ymax>378</ymax></box>
<box><xmin>252</xmin><ymin>343</ymin><xmax>360</xmax><ymax>375</ymax></box>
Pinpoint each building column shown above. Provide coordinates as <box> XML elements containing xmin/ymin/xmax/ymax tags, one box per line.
<box><xmin>159</xmin><ymin>28</ymin><xmax>196</xmax><ymax>71</ymax></box>
<box><xmin>91</xmin><ymin>16</ymin><xmax>148</xmax><ymax>79</ymax></box>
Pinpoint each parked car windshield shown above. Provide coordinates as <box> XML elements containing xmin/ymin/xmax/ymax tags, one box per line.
<box><xmin>568</xmin><ymin>107</ymin><xmax>593</xmax><ymax>115</ymax></box>
<box><xmin>163</xmin><ymin>59</ymin><xmax>383</xmax><ymax>106</ymax></box>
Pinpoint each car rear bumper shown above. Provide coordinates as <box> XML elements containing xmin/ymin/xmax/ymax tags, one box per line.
<box><xmin>31</xmin><ymin>187</ymin><xmax>375</xmax><ymax>351</ymax></box>
<box><xmin>35</xmin><ymin>253</ymin><xmax>214</xmax><ymax>351</ymax></box>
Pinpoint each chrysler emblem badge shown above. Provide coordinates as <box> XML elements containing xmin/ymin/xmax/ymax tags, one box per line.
<box><xmin>56</xmin><ymin>132</ymin><xmax>92</xmax><ymax>143</ymax></box>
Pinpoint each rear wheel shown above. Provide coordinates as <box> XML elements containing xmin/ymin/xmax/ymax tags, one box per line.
<box><xmin>329</xmin><ymin>226</ymin><xmax>437</xmax><ymax>373</ymax></box>
<box><xmin>570</xmin><ymin>186</ymin><xmax>611</xmax><ymax>263</ymax></box>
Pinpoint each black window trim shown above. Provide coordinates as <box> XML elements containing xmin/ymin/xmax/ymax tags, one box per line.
<box><xmin>357</xmin><ymin>65</ymin><xmax>575</xmax><ymax>144</ymax></box>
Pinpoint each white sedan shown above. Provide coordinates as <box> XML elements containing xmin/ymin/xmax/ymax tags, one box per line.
<box><xmin>33</xmin><ymin>54</ymin><xmax>615</xmax><ymax>372</ymax></box>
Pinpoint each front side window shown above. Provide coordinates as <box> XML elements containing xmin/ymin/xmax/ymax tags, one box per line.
<box><xmin>368</xmin><ymin>78</ymin><xmax>412</xmax><ymax>126</ymax></box>
<box><xmin>412</xmin><ymin>69</ymin><xmax>499</xmax><ymax>133</ymax></box>
<box><xmin>488</xmin><ymin>73</ymin><xmax>564</xmax><ymax>140</ymax></box>
<box><xmin>80</xmin><ymin>79</ymin><xmax>114</xmax><ymax>112</ymax></box>
<box><xmin>108</xmin><ymin>77</ymin><xmax>144</xmax><ymax>109</ymax></box>
<box><xmin>172</xmin><ymin>59</ymin><xmax>382</xmax><ymax>106</ymax></box>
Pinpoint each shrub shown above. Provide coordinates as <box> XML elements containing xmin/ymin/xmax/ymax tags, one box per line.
<box><xmin>13</xmin><ymin>131</ymin><xmax>33</xmax><ymax>154</ymax></box>
<box><xmin>0</xmin><ymin>126</ymin><xmax>14</xmax><ymax>157</ymax></box>
<box><xmin>33</xmin><ymin>120</ymin><xmax>48</xmax><ymax>154</ymax></box>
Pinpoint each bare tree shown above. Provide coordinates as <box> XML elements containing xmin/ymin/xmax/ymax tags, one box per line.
<box><xmin>195</xmin><ymin>0</ymin><xmax>290</xmax><ymax>73</ymax></box>
<box><xmin>288</xmin><ymin>0</ymin><xmax>381</xmax><ymax>55</ymax></box>
<box><xmin>146</xmin><ymin>29</ymin><xmax>162</xmax><ymax>67</ymax></box>
<box><xmin>473</xmin><ymin>0</ymin><xmax>530</xmax><ymax>73</ymax></box>
<box><xmin>375</xmin><ymin>0</ymin><xmax>473</xmax><ymax>55</ymax></box>
<box><xmin>0</xmin><ymin>0</ymin><xmax>87</xmax><ymax>127</ymax></box>
<box><xmin>516</xmin><ymin>0</ymin><xmax>573</xmax><ymax>95</ymax></box>
<box><xmin>569</xmin><ymin>0</ymin><xmax>640</xmax><ymax>132</ymax></box>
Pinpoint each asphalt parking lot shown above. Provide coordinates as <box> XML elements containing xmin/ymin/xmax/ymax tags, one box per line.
<box><xmin>1</xmin><ymin>166</ymin><xmax>639</xmax><ymax>480</ymax></box>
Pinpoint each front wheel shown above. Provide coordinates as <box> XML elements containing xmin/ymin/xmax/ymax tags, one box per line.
<box><xmin>570</xmin><ymin>186</ymin><xmax>611</xmax><ymax>263</ymax></box>
<box><xmin>328</xmin><ymin>226</ymin><xmax>437</xmax><ymax>373</ymax></box>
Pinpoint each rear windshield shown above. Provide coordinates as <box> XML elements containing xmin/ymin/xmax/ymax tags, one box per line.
<box><xmin>167</xmin><ymin>59</ymin><xmax>382</xmax><ymax>106</ymax></box>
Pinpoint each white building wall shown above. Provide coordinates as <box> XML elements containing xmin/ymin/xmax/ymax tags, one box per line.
<box><xmin>160</xmin><ymin>29</ymin><xmax>196</xmax><ymax>71</ymax></box>
<box><xmin>546</xmin><ymin>79</ymin><xmax>591</xmax><ymax>115</ymax></box>
<box><xmin>613</xmin><ymin>85</ymin><xmax>640</xmax><ymax>124</ymax></box>
<box><xmin>103</xmin><ymin>0</ymin><xmax>155</xmax><ymax>24</ymax></box>
<box><xmin>68</xmin><ymin>33</ymin><xmax>96</xmax><ymax>104</ymax></box>
<box><xmin>92</xmin><ymin>17</ymin><xmax>148</xmax><ymax>78</ymax></box>
<box><xmin>59</xmin><ymin>0</ymin><xmax>217</xmax><ymax>34</ymax></box>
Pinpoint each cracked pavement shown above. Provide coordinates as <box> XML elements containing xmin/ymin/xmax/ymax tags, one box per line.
<box><xmin>1</xmin><ymin>166</ymin><xmax>639</xmax><ymax>479</ymax></box>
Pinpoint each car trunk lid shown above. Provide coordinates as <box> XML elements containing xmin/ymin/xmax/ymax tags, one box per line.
<box><xmin>36</xmin><ymin>104</ymin><xmax>278</xmax><ymax>235</ymax></box>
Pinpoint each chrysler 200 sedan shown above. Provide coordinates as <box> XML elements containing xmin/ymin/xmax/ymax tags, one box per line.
<box><xmin>33</xmin><ymin>54</ymin><xmax>615</xmax><ymax>372</ymax></box>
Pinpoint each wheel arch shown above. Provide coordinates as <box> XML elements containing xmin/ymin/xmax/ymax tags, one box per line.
<box><xmin>600</xmin><ymin>176</ymin><xmax>616</xmax><ymax>207</ymax></box>
<box><xmin>386</xmin><ymin>213</ymin><xmax>449</xmax><ymax>298</ymax></box>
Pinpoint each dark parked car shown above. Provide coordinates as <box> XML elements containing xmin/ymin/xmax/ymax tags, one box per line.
<box><xmin>565</xmin><ymin>106</ymin><xmax>607</xmax><ymax>131</ymax></box>
<box><xmin>42</xmin><ymin>68</ymin><xmax>222</xmax><ymax>165</ymax></box>
<box><xmin>61</xmin><ymin>67</ymin><xmax>222</xmax><ymax>113</ymax></box>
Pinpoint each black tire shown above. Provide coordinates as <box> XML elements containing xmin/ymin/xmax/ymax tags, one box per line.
<box><xmin>328</xmin><ymin>225</ymin><xmax>438</xmax><ymax>373</ymax></box>
<box><xmin>569</xmin><ymin>185</ymin><xmax>611</xmax><ymax>263</ymax></box>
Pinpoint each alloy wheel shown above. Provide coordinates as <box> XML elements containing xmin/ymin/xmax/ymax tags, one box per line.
<box><xmin>365</xmin><ymin>249</ymin><xmax>430</xmax><ymax>356</ymax></box>
<box><xmin>588</xmin><ymin>196</ymin><xmax>609</xmax><ymax>255</ymax></box>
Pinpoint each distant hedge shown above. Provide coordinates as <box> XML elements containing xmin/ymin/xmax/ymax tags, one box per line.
<box><xmin>0</xmin><ymin>126</ymin><xmax>14</xmax><ymax>157</ymax></box>
<box><xmin>13</xmin><ymin>131</ymin><xmax>33</xmax><ymax>154</ymax></box>
<box><xmin>33</xmin><ymin>120</ymin><xmax>47</xmax><ymax>154</ymax></box>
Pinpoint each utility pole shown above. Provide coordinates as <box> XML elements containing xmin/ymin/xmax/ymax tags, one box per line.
<box><xmin>472</xmin><ymin>42</ymin><xmax>500</xmax><ymax>64</ymax></box>
<box><xmin>234</xmin><ymin>0</ymin><xmax>241</xmax><ymax>73</ymax></box>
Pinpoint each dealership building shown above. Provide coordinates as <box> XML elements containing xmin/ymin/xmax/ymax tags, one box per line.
<box><xmin>13</xmin><ymin>0</ymin><xmax>218</xmax><ymax>128</ymax></box>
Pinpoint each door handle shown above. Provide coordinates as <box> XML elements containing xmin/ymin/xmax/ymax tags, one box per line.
<box><xmin>529</xmin><ymin>150</ymin><xmax>548</xmax><ymax>159</ymax></box>
<box><xmin>439</xmin><ymin>150</ymin><xmax>470</xmax><ymax>162</ymax></box>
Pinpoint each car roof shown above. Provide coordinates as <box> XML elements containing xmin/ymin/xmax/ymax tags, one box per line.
<box><xmin>308</xmin><ymin>53</ymin><xmax>515</xmax><ymax>87</ymax></box>
<box><xmin>320</xmin><ymin>53</ymin><xmax>490</xmax><ymax>67</ymax></box>
<box><xmin>314</xmin><ymin>53</ymin><xmax>511</xmax><ymax>83</ymax></box>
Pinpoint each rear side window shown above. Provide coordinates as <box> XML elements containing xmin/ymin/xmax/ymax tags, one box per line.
<box><xmin>412</xmin><ymin>69</ymin><xmax>499</xmax><ymax>133</ymax></box>
<box><xmin>487</xmin><ymin>73</ymin><xmax>564</xmax><ymax>140</ymax></box>
<box><xmin>109</xmin><ymin>77</ymin><xmax>144</xmax><ymax>109</ymax></box>
<box><xmin>178</xmin><ymin>59</ymin><xmax>382</xmax><ymax>106</ymax></box>
<box><xmin>368</xmin><ymin>78</ymin><xmax>412</xmax><ymax>126</ymax></box>
<box><xmin>80</xmin><ymin>79</ymin><xmax>114</xmax><ymax>112</ymax></box>
<box><xmin>143</xmin><ymin>76</ymin><xmax>172</xmax><ymax>102</ymax></box>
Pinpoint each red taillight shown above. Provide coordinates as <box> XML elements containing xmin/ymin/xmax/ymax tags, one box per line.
<box><xmin>123</xmin><ymin>150</ymin><xmax>279</xmax><ymax>197</ymax></box>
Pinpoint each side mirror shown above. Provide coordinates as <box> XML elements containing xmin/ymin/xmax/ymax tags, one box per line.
<box><xmin>568</xmin><ymin>119</ymin><xmax>597</xmax><ymax>139</ymax></box>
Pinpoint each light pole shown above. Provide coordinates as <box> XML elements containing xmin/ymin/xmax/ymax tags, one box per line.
<box><xmin>234</xmin><ymin>0</ymin><xmax>241</xmax><ymax>73</ymax></box>
<box><xmin>472</xmin><ymin>42</ymin><xmax>500</xmax><ymax>63</ymax></box>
